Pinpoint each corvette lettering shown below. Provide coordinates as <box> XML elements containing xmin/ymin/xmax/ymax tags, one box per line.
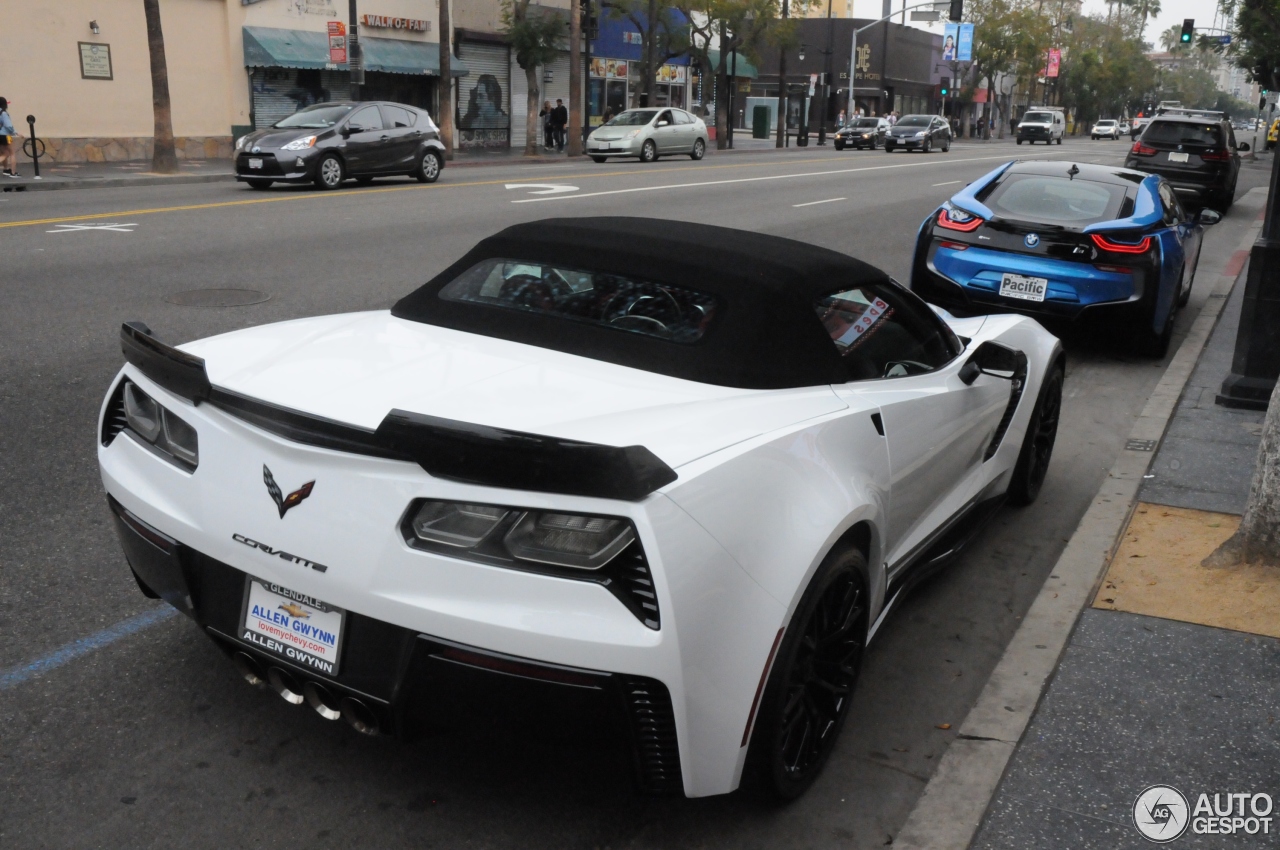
<box><xmin>232</xmin><ymin>533</ymin><xmax>329</xmax><ymax>573</ymax></box>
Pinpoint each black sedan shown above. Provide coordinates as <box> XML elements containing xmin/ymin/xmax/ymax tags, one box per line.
<box><xmin>234</xmin><ymin>101</ymin><xmax>447</xmax><ymax>190</ymax></box>
<box><xmin>834</xmin><ymin>117</ymin><xmax>890</xmax><ymax>150</ymax></box>
<box><xmin>884</xmin><ymin>115</ymin><xmax>952</xmax><ymax>153</ymax></box>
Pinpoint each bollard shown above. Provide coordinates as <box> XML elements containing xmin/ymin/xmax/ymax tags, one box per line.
<box><xmin>22</xmin><ymin>115</ymin><xmax>43</xmax><ymax>179</ymax></box>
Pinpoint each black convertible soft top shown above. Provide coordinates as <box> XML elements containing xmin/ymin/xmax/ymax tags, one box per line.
<box><xmin>392</xmin><ymin>217</ymin><xmax>891</xmax><ymax>389</ymax></box>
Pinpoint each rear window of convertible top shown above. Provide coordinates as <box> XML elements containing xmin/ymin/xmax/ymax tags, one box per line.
<box><xmin>438</xmin><ymin>258</ymin><xmax>722</xmax><ymax>344</ymax></box>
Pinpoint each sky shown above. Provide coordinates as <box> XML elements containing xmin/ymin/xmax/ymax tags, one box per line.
<box><xmin>851</xmin><ymin>0</ymin><xmax>1229</xmax><ymax>51</ymax></box>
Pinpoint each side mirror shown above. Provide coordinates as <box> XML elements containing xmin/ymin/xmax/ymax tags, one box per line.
<box><xmin>656</xmin><ymin>120</ymin><xmax>670</xmax><ymax>127</ymax></box>
<box><xmin>1198</xmin><ymin>208</ymin><xmax>1223</xmax><ymax>226</ymax></box>
<box><xmin>959</xmin><ymin>341</ymin><xmax>1025</xmax><ymax>385</ymax></box>
<box><xmin>1238</xmin><ymin>142</ymin><xmax>1251</xmax><ymax>152</ymax></box>
<box><xmin>340</xmin><ymin>126</ymin><xmax>353</xmax><ymax>137</ymax></box>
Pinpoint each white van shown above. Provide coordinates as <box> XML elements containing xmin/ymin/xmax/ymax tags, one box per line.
<box><xmin>1016</xmin><ymin>108</ymin><xmax>1065</xmax><ymax>145</ymax></box>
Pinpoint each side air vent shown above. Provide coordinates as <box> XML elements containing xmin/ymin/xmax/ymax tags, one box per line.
<box><xmin>618</xmin><ymin>676</ymin><xmax>682</xmax><ymax>794</ymax></box>
<box><xmin>984</xmin><ymin>369</ymin><xmax>1027</xmax><ymax>461</ymax></box>
<box><xmin>101</xmin><ymin>380</ymin><xmax>129</xmax><ymax>446</ymax></box>
<box><xmin>605</xmin><ymin>544</ymin><xmax>661</xmax><ymax>630</ymax></box>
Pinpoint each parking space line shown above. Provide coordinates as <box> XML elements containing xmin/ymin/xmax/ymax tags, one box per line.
<box><xmin>793</xmin><ymin>197</ymin><xmax>847</xmax><ymax>207</ymax></box>
<box><xmin>0</xmin><ymin>606</ymin><xmax>178</xmax><ymax>691</ymax></box>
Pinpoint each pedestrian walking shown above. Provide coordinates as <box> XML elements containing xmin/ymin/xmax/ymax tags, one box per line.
<box><xmin>551</xmin><ymin>99</ymin><xmax>568</xmax><ymax>151</ymax></box>
<box><xmin>539</xmin><ymin>101</ymin><xmax>554</xmax><ymax>149</ymax></box>
<box><xmin>0</xmin><ymin>98</ymin><xmax>19</xmax><ymax>179</ymax></box>
<box><xmin>836</xmin><ymin>109</ymin><xmax>846</xmax><ymax>128</ymax></box>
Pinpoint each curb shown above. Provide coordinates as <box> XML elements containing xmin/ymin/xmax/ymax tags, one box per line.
<box><xmin>890</xmin><ymin>189</ymin><xmax>1268</xmax><ymax>850</ymax></box>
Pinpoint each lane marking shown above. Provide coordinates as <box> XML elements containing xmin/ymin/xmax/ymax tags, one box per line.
<box><xmin>793</xmin><ymin>197</ymin><xmax>847</xmax><ymax>207</ymax></box>
<box><xmin>504</xmin><ymin>183</ymin><xmax>579</xmax><ymax>195</ymax></box>
<box><xmin>47</xmin><ymin>222</ymin><xmax>138</xmax><ymax>233</ymax></box>
<box><xmin>932</xmin><ymin>180</ymin><xmax>962</xmax><ymax>187</ymax></box>
<box><xmin>0</xmin><ymin>149</ymin><xmax>1059</xmax><ymax>231</ymax></box>
<box><xmin>510</xmin><ymin>150</ymin><xmax>1074</xmax><ymax>204</ymax></box>
<box><xmin>0</xmin><ymin>606</ymin><xmax>178</xmax><ymax>691</ymax></box>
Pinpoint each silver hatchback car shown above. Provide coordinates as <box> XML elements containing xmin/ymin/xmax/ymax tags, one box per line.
<box><xmin>587</xmin><ymin>108</ymin><xmax>709</xmax><ymax>163</ymax></box>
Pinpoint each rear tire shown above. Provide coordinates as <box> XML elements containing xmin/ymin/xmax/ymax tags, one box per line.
<box><xmin>1016</xmin><ymin>139</ymin><xmax>1023</xmax><ymax>145</ymax></box>
<box><xmin>746</xmin><ymin>545</ymin><xmax>868</xmax><ymax>801</ymax></box>
<box><xmin>1139</xmin><ymin>303</ymin><xmax>1176</xmax><ymax>359</ymax></box>
<box><xmin>1177</xmin><ymin>261</ymin><xmax>1193</xmax><ymax>308</ymax></box>
<box><xmin>1007</xmin><ymin>362</ymin><xmax>1064</xmax><ymax>507</ymax></box>
<box><xmin>415</xmin><ymin>150</ymin><xmax>442</xmax><ymax>183</ymax></box>
<box><xmin>884</xmin><ymin>143</ymin><xmax>895</xmax><ymax>153</ymax></box>
<box><xmin>246</xmin><ymin>179</ymin><xmax>272</xmax><ymax>190</ymax></box>
<box><xmin>1056</xmin><ymin>136</ymin><xmax>1063</xmax><ymax>145</ymax></box>
<box><xmin>355</xmin><ymin>176</ymin><xmax>374</xmax><ymax>185</ymax></box>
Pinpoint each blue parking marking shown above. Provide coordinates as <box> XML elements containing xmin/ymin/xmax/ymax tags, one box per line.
<box><xmin>0</xmin><ymin>606</ymin><xmax>179</xmax><ymax>691</ymax></box>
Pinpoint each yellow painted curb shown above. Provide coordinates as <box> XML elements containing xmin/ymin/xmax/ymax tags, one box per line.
<box><xmin>1095</xmin><ymin>502</ymin><xmax>1280</xmax><ymax>639</ymax></box>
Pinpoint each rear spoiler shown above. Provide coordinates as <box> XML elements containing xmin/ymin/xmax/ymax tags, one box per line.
<box><xmin>117</xmin><ymin>323</ymin><xmax>676</xmax><ymax>500</ymax></box>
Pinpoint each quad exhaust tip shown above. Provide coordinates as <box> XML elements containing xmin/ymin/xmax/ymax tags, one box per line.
<box><xmin>266</xmin><ymin>666</ymin><xmax>305</xmax><ymax>705</ymax></box>
<box><xmin>304</xmin><ymin>681</ymin><xmax>343</xmax><ymax>721</ymax></box>
<box><xmin>233</xmin><ymin>652</ymin><xmax>266</xmax><ymax>686</ymax></box>
<box><xmin>340</xmin><ymin>697</ymin><xmax>380</xmax><ymax>735</ymax></box>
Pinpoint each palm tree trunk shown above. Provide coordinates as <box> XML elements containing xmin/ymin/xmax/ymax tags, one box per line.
<box><xmin>525</xmin><ymin>65</ymin><xmax>541</xmax><ymax>156</ymax></box>
<box><xmin>143</xmin><ymin>0</ymin><xmax>177</xmax><ymax>174</ymax></box>
<box><xmin>439</xmin><ymin>0</ymin><xmax>454</xmax><ymax>160</ymax></box>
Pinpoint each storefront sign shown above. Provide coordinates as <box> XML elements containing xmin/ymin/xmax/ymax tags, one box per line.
<box><xmin>78</xmin><ymin>42</ymin><xmax>113</xmax><ymax>80</ymax></box>
<box><xmin>361</xmin><ymin>14</ymin><xmax>430</xmax><ymax>32</ymax></box>
<box><xmin>590</xmin><ymin>58</ymin><xmax>629</xmax><ymax>79</ymax></box>
<box><xmin>327</xmin><ymin>21</ymin><xmax>347</xmax><ymax>64</ymax></box>
<box><xmin>855</xmin><ymin>44</ymin><xmax>879</xmax><ymax>81</ymax></box>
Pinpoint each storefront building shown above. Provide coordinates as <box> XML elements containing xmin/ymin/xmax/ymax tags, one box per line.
<box><xmin>587</xmin><ymin>14</ymin><xmax>691</xmax><ymax>127</ymax></box>
<box><xmin>0</xmin><ymin>0</ymin><xmax>463</xmax><ymax>164</ymax></box>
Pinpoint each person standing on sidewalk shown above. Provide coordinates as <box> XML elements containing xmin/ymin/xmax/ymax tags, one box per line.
<box><xmin>539</xmin><ymin>101</ymin><xmax>554</xmax><ymax>149</ymax></box>
<box><xmin>0</xmin><ymin>98</ymin><xmax>19</xmax><ymax>178</ymax></box>
<box><xmin>551</xmin><ymin>99</ymin><xmax>568</xmax><ymax>152</ymax></box>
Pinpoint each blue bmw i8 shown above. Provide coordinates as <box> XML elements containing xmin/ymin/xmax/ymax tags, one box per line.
<box><xmin>910</xmin><ymin>160</ymin><xmax>1221</xmax><ymax>356</ymax></box>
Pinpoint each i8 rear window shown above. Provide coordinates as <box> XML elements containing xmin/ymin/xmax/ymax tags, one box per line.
<box><xmin>438</xmin><ymin>258</ymin><xmax>721</xmax><ymax>344</ymax></box>
<box><xmin>1143</xmin><ymin>121</ymin><xmax>1223</xmax><ymax>146</ymax></box>
<box><xmin>982</xmin><ymin>174</ymin><xmax>1128</xmax><ymax>226</ymax></box>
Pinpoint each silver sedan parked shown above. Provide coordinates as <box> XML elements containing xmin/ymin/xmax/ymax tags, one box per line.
<box><xmin>587</xmin><ymin>108</ymin><xmax>708</xmax><ymax>163</ymax></box>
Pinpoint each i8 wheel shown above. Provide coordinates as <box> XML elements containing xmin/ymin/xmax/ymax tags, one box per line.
<box><xmin>1007</xmin><ymin>362</ymin><xmax>1063</xmax><ymax>506</ymax></box>
<box><xmin>640</xmin><ymin>140</ymin><xmax>658</xmax><ymax>163</ymax></box>
<box><xmin>690</xmin><ymin>138</ymin><xmax>706</xmax><ymax>160</ymax></box>
<box><xmin>748</xmin><ymin>546</ymin><xmax>867</xmax><ymax>800</ymax></box>
<box><xmin>415</xmin><ymin>150</ymin><xmax>442</xmax><ymax>183</ymax></box>
<box><xmin>314</xmin><ymin>154</ymin><xmax>343</xmax><ymax>190</ymax></box>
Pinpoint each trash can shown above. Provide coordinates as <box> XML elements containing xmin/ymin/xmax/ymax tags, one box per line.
<box><xmin>752</xmin><ymin>106</ymin><xmax>771</xmax><ymax>140</ymax></box>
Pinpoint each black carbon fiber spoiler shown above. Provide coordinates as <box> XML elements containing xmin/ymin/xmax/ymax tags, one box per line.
<box><xmin>120</xmin><ymin>322</ymin><xmax>212</xmax><ymax>402</ymax></box>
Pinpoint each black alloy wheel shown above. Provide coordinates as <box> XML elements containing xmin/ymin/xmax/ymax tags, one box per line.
<box><xmin>1007</xmin><ymin>362</ymin><xmax>1064</xmax><ymax>506</ymax></box>
<box><xmin>416</xmin><ymin>150</ymin><xmax>442</xmax><ymax>184</ymax></box>
<box><xmin>640</xmin><ymin>140</ymin><xmax>658</xmax><ymax>163</ymax></box>
<box><xmin>690</xmin><ymin>138</ymin><xmax>706</xmax><ymax>160</ymax></box>
<box><xmin>748</xmin><ymin>546</ymin><xmax>868</xmax><ymax>800</ymax></box>
<box><xmin>314</xmin><ymin>153</ymin><xmax>344</xmax><ymax>190</ymax></box>
<box><xmin>246</xmin><ymin>179</ymin><xmax>272</xmax><ymax>190</ymax></box>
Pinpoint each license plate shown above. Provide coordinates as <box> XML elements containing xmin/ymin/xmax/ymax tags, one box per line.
<box><xmin>1168</xmin><ymin>152</ymin><xmax>1189</xmax><ymax>163</ymax></box>
<box><xmin>240</xmin><ymin>577</ymin><xmax>345</xmax><ymax>675</ymax></box>
<box><xmin>1000</xmin><ymin>273</ymin><xmax>1048</xmax><ymax>303</ymax></box>
<box><xmin>248</xmin><ymin>157</ymin><xmax>263</xmax><ymax>169</ymax></box>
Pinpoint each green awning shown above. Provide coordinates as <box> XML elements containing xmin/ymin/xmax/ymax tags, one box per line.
<box><xmin>243</xmin><ymin>26</ymin><xmax>467</xmax><ymax>77</ymax></box>
<box><xmin>706</xmin><ymin>49</ymin><xmax>759</xmax><ymax>80</ymax></box>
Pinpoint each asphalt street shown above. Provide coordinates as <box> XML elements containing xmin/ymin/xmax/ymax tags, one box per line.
<box><xmin>0</xmin><ymin>138</ymin><xmax>1270</xmax><ymax>849</ymax></box>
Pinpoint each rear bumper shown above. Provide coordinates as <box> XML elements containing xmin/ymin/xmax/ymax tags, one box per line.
<box><xmin>912</xmin><ymin>242</ymin><xmax>1146</xmax><ymax>321</ymax></box>
<box><xmin>107</xmin><ymin>492</ymin><xmax>684</xmax><ymax>793</ymax></box>
<box><xmin>1121</xmin><ymin>160</ymin><xmax>1230</xmax><ymax>198</ymax></box>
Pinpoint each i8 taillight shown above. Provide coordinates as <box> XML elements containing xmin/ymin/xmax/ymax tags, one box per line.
<box><xmin>1130</xmin><ymin>141</ymin><xmax>1157</xmax><ymax>156</ymax></box>
<box><xmin>937</xmin><ymin>207</ymin><xmax>983</xmax><ymax>232</ymax></box>
<box><xmin>1091</xmin><ymin>233</ymin><xmax>1152</xmax><ymax>254</ymax></box>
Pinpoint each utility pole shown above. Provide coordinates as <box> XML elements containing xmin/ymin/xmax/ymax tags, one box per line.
<box><xmin>644</xmin><ymin>0</ymin><xmax>657</xmax><ymax>107</ymax></box>
<box><xmin>819</xmin><ymin>0</ymin><xmax>834</xmax><ymax>145</ymax></box>
<box><xmin>569</xmin><ymin>0</ymin><xmax>583</xmax><ymax>156</ymax></box>
<box><xmin>776</xmin><ymin>0</ymin><xmax>789</xmax><ymax>148</ymax></box>
<box><xmin>438</xmin><ymin>0</ymin><xmax>453</xmax><ymax>159</ymax></box>
<box><xmin>348</xmin><ymin>0</ymin><xmax>363</xmax><ymax>101</ymax></box>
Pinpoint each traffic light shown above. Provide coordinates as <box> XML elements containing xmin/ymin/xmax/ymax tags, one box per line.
<box><xmin>1180</xmin><ymin>18</ymin><xmax>1194</xmax><ymax>43</ymax></box>
<box><xmin>941</xmin><ymin>77</ymin><xmax>950</xmax><ymax>96</ymax></box>
<box><xmin>949</xmin><ymin>0</ymin><xmax>963</xmax><ymax>22</ymax></box>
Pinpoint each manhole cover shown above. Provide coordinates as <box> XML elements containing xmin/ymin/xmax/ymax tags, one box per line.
<box><xmin>166</xmin><ymin>288</ymin><xmax>270</xmax><ymax>307</ymax></box>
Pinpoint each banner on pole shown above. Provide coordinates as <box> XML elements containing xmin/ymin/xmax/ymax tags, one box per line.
<box><xmin>943</xmin><ymin>23</ymin><xmax>974</xmax><ymax>62</ymax></box>
<box><xmin>327</xmin><ymin>21</ymin><xmax>347</xmax><ymax>65</ymax></box>
<box><xmin>1047</xmin><ymin>48</ymin><xmax>1061</xmax><ymax>78</ymax></box>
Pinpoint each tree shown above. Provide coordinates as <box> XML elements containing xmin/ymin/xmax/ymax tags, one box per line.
<box><xmin>1222</xmin><ymin>0</ymin><xmax>1280</xmax><ymax>94</ymax></box>
<box><xmin>678</xmin><ymin>0</ymin><xmax>778</xmax><ymax>149</ymax></box>
<box><xmin>1159</xmin><ymin>22</ymin><xmax>1188</xmax><ymax>54</ymax></box>
<box><xmin>502</xmin><ymin>0</ymin><xmax>567</xmax><ymax>155</ymax></box>
<box><xmin>606</xmin><ymin>0</ymin><xmax>692</xmax><ymax>109</ymax></box>
<box><xmin>1206</xmin><ymin>378</ymin><xmax>1280</xmax><ymax>567</ymax></box>
<box><xmin>569</xmin><ymin>0</ymin><xmax>583</xmax><ymax>156</ymax></box>
<box><xmin>965</xmin><ymin>0</ymin><xmax>1043</xmax><ymax>138</ymax></box>
<box><xmin>142</xmin><ymin>0</ymin><xmax>177</xmax><ymax>174</ymax></box>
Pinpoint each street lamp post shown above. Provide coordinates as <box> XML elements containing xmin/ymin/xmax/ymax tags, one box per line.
<box><xmin>819</xmin><ymin>0</ymin><xmax>834</xmax><ymax>146</ymax></box>
<box><xmin>798</xmin><ymin>43</ymin><xmax>809</xmax><ymax>146</ymax></box>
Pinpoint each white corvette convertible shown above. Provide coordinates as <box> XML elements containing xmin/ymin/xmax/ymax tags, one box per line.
<box><xmin>99</xmin><ymin>218</ymin><xmax>1063</xmax><ymax>799</ymax></box>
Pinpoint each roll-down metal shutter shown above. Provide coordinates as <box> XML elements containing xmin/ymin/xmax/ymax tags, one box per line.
<box><xmin>457</xmin><ymin>42</ymin><xmax>510</xmax><ymax>149</ymax></box>
<box><xmin>250</xmin><ymin>69</ymin><xmax>352</xmax><ymax>129</ymax></box>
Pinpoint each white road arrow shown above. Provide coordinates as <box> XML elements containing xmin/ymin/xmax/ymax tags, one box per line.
<box><xmin>504</xmin><ymin>183</ymin><xmax>579</xmax><ymax>196</ymax></box>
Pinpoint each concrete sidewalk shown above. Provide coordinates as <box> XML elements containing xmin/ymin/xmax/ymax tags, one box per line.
<box><xmin>970</xmin><ymin>241</ymin><xmax>1280</xmax><ymax>846</ymax></box>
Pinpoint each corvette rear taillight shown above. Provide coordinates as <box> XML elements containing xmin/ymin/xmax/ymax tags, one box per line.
<box><xmin>1130</xmin><ymin>141</ymin><xmax>1157</xmax><ymax>156</ymax></box>
<box><xmin>937</xmin><ymin>208</ymin><xmax>983</xmax><ymax>232</ymax></box>
<box><xmin>1201</xmin><ymin>149</ymin><xmax>1230</xmax><ymax>161</ymax></box>
<box><xmin>1091</xmin><ymin>233</ymin><xmax>1152</xmax><ymax>254</ymax></box>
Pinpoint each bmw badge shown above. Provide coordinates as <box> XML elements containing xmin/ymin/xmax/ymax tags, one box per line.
<box><xmin>1024</xmin><ymin>233</ymin><xmax>1041</xmax><ymax>248</ymax></box>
